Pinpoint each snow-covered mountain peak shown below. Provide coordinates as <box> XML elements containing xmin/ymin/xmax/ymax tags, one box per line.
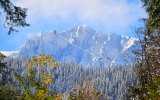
<box><xmin>70</xmin><ymin>24</ymin><xmax>79</xmax><ymax>30</ymax></box>
<box><xmin>108</xmin><ymin>32</ymin><xmax>120</xmax><ymax>37</ymax></box>
<box><xmin>5</xmin><ymin>25</ymin><xmax>140</xmax><ymax>67</ymax></box>
<box><xmin>80</xmin><ymin>24</ymin><xmax>90</xmax><ymax>29</ymax></box>
<box><xmin>69</xmin><ymin>24</ymin><xmax>93</xmax><ymax>33</ymax></box>
<box><xmin>108</xmin><ymin>32</ymin><xmax>122</xmax><ymax>39</ymax></box>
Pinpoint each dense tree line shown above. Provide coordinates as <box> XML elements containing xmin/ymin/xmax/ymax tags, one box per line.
<box><xmin>5</xmin><ymin>57</ymin><xmax>137</xmax><ymax>100</ymax></box>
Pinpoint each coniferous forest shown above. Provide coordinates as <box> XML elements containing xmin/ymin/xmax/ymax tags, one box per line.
<box><xmin>4</xmin><ymin>57</ymin><xmax>137</xmax><ymax>99</ymax></box>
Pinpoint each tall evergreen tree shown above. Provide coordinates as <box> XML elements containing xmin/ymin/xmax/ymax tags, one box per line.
<box><xmin>141</xmin><ymin>0</ymin><xmax>160</xmax><ymax>34</ymax></box>
<box><xmin>128</xmin><ymin>0</ymin><xmax>160</xmax><ymax>99</ymax></box>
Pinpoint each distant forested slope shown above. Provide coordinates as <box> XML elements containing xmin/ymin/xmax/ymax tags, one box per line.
<box><xmin>6</xmin><ymin>57</ymin><xmax>137</xmax><ymax>100</ymax></box>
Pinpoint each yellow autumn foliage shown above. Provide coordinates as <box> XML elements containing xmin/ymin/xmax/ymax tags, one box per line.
<box><xmin>14</xmin><ymin>54</ymin><xmax>64</xmax><ymax>100</ymax></box>
<box><xmin>44</xmin><ymin>79</ymin><xmax>52</xmax><ymax>84</ymax></box>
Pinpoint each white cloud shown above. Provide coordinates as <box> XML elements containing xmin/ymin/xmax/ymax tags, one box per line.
<box><xmin>12</xmin><ymin>0</ymin><xmax>147</xmax><ymax>33</ymax></box>
<box><xmin>1</xmin><ymin>0</ymin><xmax>147</xmax><ymax>51</ymax></box>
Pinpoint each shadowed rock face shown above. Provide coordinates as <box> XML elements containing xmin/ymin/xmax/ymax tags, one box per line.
<box><xmin>5</xmin><ymin>25</ymin><xmax>140</xmax><ymax>67</ymax></box>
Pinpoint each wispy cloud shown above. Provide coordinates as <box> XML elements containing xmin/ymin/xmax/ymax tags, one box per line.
<box><xmin>13</xmin><ymin>0</ymin><xmax>146</xmax><ymax>28</ymax></box>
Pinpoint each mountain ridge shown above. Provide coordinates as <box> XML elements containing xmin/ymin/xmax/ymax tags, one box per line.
<box><xmin>2</xmin><ymin>25</ymin><xmax>140</xmax><ymax>67</ymax></box>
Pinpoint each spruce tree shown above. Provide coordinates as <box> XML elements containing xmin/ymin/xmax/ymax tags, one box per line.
<box><xmin>128</xmin><ymin>0</ymin><xmax>160</xmax><ymax>99</ymax></box>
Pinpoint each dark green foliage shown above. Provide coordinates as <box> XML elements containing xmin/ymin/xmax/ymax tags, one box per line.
<box><xmin>0</xmin><ymin>0</ymin><xmax>29</xmax><ymax>34</ymax></box>
<box><xmin>128</xmin><ymin>0</ymin><xmax>160</xmax><ymax>99</ymax></box>
<box><xmin>141</xmin><ymin>0</ymin><xmax>160</xmax><ymax>33</ymax></box>
<box><xmin>0</xmin><ymin>52</ymin><xmax>13</xmax><ymax>85</ymax></box>
<box><xmin>0</xmin><ymin>52</ymin><xmax>19</xmax><ymax>100</ymax></box>
<box><xmin>0</xmin><ymin>86</ymin><xmax>19</xmax><ymax>100</ymax></box>
<box><xmin>129</xmin><ymin>77</ymin><xmax>160</xmax><ymax>99</ymax></box>
<box><xmin>128</xmin><ymin>24</ymin><xmax>160</xmax><ymax>100</ymax></box>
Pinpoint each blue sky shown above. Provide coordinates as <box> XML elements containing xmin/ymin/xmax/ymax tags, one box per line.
<box><xmin>0</xmin><ymin>0</ymin><xmax>147</xmax><ymax>51</ymax></box>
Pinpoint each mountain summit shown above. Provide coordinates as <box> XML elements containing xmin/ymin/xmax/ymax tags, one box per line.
<box><xmin>9</xmin><ymin>25</ymin><xmax>139</xmax><ymax>67</ymax></box>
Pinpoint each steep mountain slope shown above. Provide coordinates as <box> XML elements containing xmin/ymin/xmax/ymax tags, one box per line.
<box><xmin>8</xmin><ymin>25</ymin><xmax>140</xmax><ymax>67</ymax></box>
